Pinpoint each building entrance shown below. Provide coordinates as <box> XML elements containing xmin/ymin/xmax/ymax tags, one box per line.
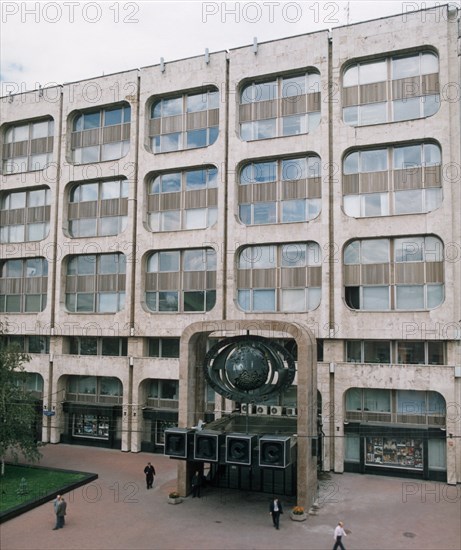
<box><xmin>167</xmin><ymin>319</ymin><xmax>318</xmax><ymax>506</ymax></box>
<box><xmin>209</xmin><ymin>461</ymin><xmax>297</xmax><ymax>496</ymax></box>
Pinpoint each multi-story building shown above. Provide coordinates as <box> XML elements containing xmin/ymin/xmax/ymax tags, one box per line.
<box><xmin>1</xmin><ymin>5</ymin><xmax>460</xmax><ymax>500</ymax></box>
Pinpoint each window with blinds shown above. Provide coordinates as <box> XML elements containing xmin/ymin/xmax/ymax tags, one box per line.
<box><xmin>346</xmin><ymin>340</ymin><xmax>444</xmax><ymax>365</ymax></box>
<box><xmin>65</xmin><ymin>253</ymin><xmax>126</xmax><ymax>313</ymax></box>
<box><xmin>149</xmin><ymin>88</ymin><xmax>219</xmax><ymax>153</ymax></box>
<box><xmin>67</xmin><ymin>375</ymin><xmax>122</xmax><ymax>405</ymax></box>
<box><xmin>68</xmin><ymin>179</ymin><xmax>128</xmax><ymax>237</ymax></box>
<box><xmin>0</xmin><ymin>257</ymin><xmax>48</xmax><ymax>313</ymax></box>
<box><xmin>71</xmin><ymin>104</ymin><xmax>131</xmax><ymax>164</ymax></box>
<box><xmin>345</xmin><ymin>388</ymin><xmax>446</xmax><ymax>427</ymax></box>
<box><xmin>237</xmin><ymin>242</ymin><xmax>322</xmax><ymax>312</ymax></box>
<box><xmin>147</xmin><ymin>166</ymin><xmax>218</xmax><ymax>231</ymax></box>
<box><xmin>239</xmin><ymin>155</ymin><xmax>321</xmax><ymax>225</ymax></box>
<box><xmin>344</xmin><ymin>235</ymin><xmax>444</xmax><ymax>310</ymax></box>
<box><xmin>0</xmin><ymin>187</ymin><xmax>51</xmax><ymax>243</ymax></box>
<box><xmin>342</xmin><ymin>51</ymin><xmax>439</xmax><ymax>126</ymax></box>
<box><xmin>145</xmin><ymin>248</ymin><xmax>217</xmax><ymax>313</ymax></box>
<box><xmin>343</xmin><ymin>142</ymin><xmax>442</xmax><ymax>217</ymax></box>
<box><xmin>239</xmin><ymin>72</ymin><xmax>321</xmax><ymax>141</ymax></box>
<box><xmin>2</xmin><ymin>118</ymin><xmax>54</xmax><ymax>174</ymax></box>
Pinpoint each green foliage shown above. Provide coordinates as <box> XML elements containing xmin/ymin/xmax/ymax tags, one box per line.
<box><xmin>0</xmin><ymin>324</ymin><xmax>43</xmax><ymax>471</ymax></box>
<box><xmin>1</xmin><ymin>465</ymin><xmax>86</xmax><ymax>512</ymax></box>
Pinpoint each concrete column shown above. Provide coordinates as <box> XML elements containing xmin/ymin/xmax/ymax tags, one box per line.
<box><xmin>177</xmin><ymin>330</ymin><xmax>208</xmax><ymax>496</ymax></box>
<box><xmin>130</xmin><ymin>405</ymin><xmax>142</xmax><ymax>453</ymax></box>
<box><xmin>121</xmin><ymin>404</ymin><xmax>130</xmax><ymax>451</ymax></box>
<box><xmin>318</xmin><ymin>363</ymin><xmax>332</xmax><ymax>471</ymax></box>
<box><xmin>49</xmin><ymin>374</ymin><xmax>65</xmax><ymax>444</ymax></box>
<box><xmin>446</xmin><ymin>429</ymin><xmax>457</xmax><ymax>485</ymax></box>
<box><xmin>331</xmin><ymin>376</ymin><xmax>345</xmax><ymax>473</ymax></box>
<box><xmin>293</xmin><ymin>322</ymin><xmax>318</xmax><ymax>509</ymax></box>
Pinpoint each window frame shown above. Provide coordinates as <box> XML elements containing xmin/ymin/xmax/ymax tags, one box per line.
<box><xmin>343</xmin><ymin>236</ymin><xmax>444</xmax><ymax>311</ymax></box>
<box><xmin>147</xmin><ymin>166</ymin><xmax>218</xmax><ymax>232</ymax></box>
<box><xmin>67</xmin><ymin>375</ymin><xmax>122</xmax><ymax>400</ymax></box>
<box><xmin>238</xmin><ymin>155</ymin><xmax>322</xmax><ymax>225</ymax></box>
<box><xmin>2</xmin><ymin>117</ymin><xmax>54</xmax><ymax>174</ymax></box>
<box><xmin>0</xmin><ymin>187</ymin><xmax>51</xmax><ymax>243</ymax></box>
<box><xmin>342</xmin><ymin>51</ymin><xmax>440</xmax><ymax>127</ymax></box>
<box><xmin>345</xmin><ymin>340</ymin><xmax>444</xmax><ymax>365</ymax></box>
<box><xmin>0</xmin><ymin>257</ymin><xmax>48</xmax><ymax>313</ymax></box>
<box><xmin>147</xmin><ymin>338</ymin><xmax>180</xmax><ymax>358</ymax></box>
<box><xmin>68</xmin><ymin>336</ymin><xmax>128</xmax><ymax>356</ymax></box>
<box><xmin>70</xmin><ymin>104</ymin><xmax>131</xmax><ymax>165</ymax></box>
<box><xmin>145</xmin><ymin>248</ymin><xmax>217</xmax><ymax>313</ymax></box>
<box><xmin>147</xmin><ymin>379</ymin><xmax>179</xmax><ymax>400</ymax></box>
<box><xmin>68</xmin><ymin>178</ymin><xmax>128</xmax><ymax>238</ymax></box>
<box><xmin>149</xmin><ymin>88</ymin><xmax>219</xmax><ymax>154</ymax></box>
<box><xmin>65</xmin><ymin>253</ymin><xmax>126</xmax><ymax>313</ymax></box>
<box><xmin>342</xmin><ymin>142</ymin><xmax>442</xmax><ymax>218</ymax></box>
<box><xmin>237</xmin><ymin>242</ymin><xmax>322</xmax><ymax>313</ymax></box>
<box><xmin>1</xmin><ymin>335</ymin><xmax>50</xmax><ymax>354</ymax></box>
<box><xmin>239</xmin><ymin>71</ymin><xmax>321</xmax><ymax>141</ymax></box>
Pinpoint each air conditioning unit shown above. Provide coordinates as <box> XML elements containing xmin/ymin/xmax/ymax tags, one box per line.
<box><xmin>256</xmin><ymin>404</ymin><xmax>269</xmax><ymax>415</ymax></box>
<box><xmin>241</xmin><ymin>403</ymin><xmax>255</xmax><ymax>415</ymax></box>
<box><xmin>286</xmin><ymin>407</ymin><xmax>297</xmax><ymax>417</ymax></box>
<box><xmin>270</xmin><ymin>406</ymin><xmax>283</xmax><ymax>416</ymax></box>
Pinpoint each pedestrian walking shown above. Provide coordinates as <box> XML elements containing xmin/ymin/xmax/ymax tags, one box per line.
<box><xmin>332</xmin><ymin>521</ymin><xmax>347</xmax><ymax>550</ymax></box>
<box><xmin>269</xmin><ymin>497</ymin><xmax>283</xmax><ymax>529</ymax></box>
<box><xmin>144</xmin><ymin>461</ymin><xmax>156</xmax><ymax>489</ymax></box>
<box><xmin>191</xmin><ymin>471</ymin><xmax>201</xmax><ymax>498</ymax></box>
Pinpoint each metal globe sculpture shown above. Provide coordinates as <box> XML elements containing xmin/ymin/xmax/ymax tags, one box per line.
<box><xmin>203</xmin><ymin>335</ymin><xmax>296</xmax><ymax>402</ymax></box>
<box><xmin>225</xmin><ymin>345</ymin><xmax>269</xmax><ymax>391</ymax></box>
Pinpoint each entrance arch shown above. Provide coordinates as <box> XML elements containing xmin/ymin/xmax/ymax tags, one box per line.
<box><xmin>176</xmin><ymin>320</ymin><xmax>317</xmax><ymax>509</ymax></box>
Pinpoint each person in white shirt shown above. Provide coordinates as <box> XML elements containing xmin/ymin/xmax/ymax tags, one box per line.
<box><xmin>333</xmin><ymin>521</ymin><xmax>347</xmax><ymax>550</ymax></box>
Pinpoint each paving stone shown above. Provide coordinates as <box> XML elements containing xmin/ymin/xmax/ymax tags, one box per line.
<box><xmin>1</xmin><ymin>444</ymin><xmax>459</xmax><ymax>550</ymax></box>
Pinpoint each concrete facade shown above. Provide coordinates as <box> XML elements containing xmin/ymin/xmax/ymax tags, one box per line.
<box><xmin>1</xmin><ymin>5</ymin><xmax>460</xmax><ymax>502</ymax></box>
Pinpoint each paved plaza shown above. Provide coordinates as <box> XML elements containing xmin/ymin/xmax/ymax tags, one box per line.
<box><xmin>1</xmin><ymin>444</ymin><xmax>460</xmax><ymax>550</ymax></box>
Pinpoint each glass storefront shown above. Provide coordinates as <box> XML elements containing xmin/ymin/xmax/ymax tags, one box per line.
<box><xmin>155</xmin><ymin>420</ymin><xmax>177</xmax><ymax>446</ymax></box>
<box><xmin>72</xmin><ymin>413</ymin><xmax>110</xmax><ymax>440</ymax></box>
<box><xmin>365</xmin><ymin>436</ymin><xmax>423</xmax><ymax>469</ymax></box>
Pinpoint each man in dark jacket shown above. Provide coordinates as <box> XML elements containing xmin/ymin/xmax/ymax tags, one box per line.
<box><xmin>191</xmin><ymin>471</ymin><xmax>201</xmax><ymax>498</ymax></box>
<box><xmin>269</xmin><ymin>497</ymin><xmax>283</xmax><ymax>529</ymax></box>
<box><xmin>58</xmin><ymin>496</ymin><xmax>67</xmax><ymax>528</ymax></box>
<box><xmin>144</xmin><ymin>462</ymin><xmax>156</xmax><ymax>489</ymax></box>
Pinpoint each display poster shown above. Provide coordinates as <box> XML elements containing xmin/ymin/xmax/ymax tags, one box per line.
<box><xmin>73</xmin><ymin>413</ymin><xmax>110</xmax><ymax>440</ymax></box>
<box><xmin>365</xmin><ymin>436</ymin><xmax>423</xmax><ymax>469</ymax></box>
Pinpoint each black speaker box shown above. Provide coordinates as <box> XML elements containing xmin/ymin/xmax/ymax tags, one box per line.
<box><xmin>194</xmin><ymin>431</ymin><xmax>224</xmax><ymax>462</ymax></box>
<box><xmin>225</xmin><ymin>434</ymin><xmax>257</xmax><ymax>466</ymax></box>
<box><xmin>164</xmin><ymin>428</ymin><xmax>194</xmax><ymax>459</ymax></box>
<box><xmin>259</xmin><ymin>435</ymin><xmax>292</xmax><ymax>468</ymax></box>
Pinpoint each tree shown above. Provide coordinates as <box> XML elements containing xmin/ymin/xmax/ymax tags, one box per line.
<box><xmin>0</xmin><ymin>327</ymin><xmax>42</xmax><ymax>476</ymax></box>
